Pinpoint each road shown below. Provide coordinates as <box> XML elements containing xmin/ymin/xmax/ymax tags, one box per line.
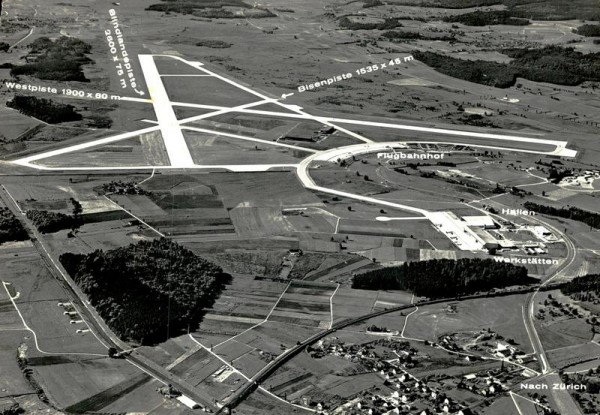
<box><xmin>521</xmin><ymin>218</ymin><xmax>582</xmax><ymax>414</ymax></box>
<box><xmin>217</xmin><ymin>284</ymin><xmax>555</xmax><ymax>413</ymax></box>
<box><xmin>478</xmin><ymin>196</ymin><xmax>583</xmax><ymax>414</ymax></box>
<box><xmin>0</xmin><ymin>185</ymin><xmax>219</xmax><ymax>412</ymax></box>
<box><xmin>3</xmin><ymin>52</ymin><xmax>587</xmax><ymax>413</ymax></box>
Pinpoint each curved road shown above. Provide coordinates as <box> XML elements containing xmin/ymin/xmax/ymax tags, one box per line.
<box><xmin>217</xmin><ymin>284</ymin><xmax>557</xmax><ymax>413</ymax></box>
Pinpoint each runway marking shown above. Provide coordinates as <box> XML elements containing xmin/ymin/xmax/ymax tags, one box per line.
<box><xmin>139</xmin><ymin>55</ymin><xmax>194</xmax><ymax>167</ymax></box>
<box><xmin>12</xmin><ymin>54</ymin><xmax>577</xmax><ymax>173</ymax></box>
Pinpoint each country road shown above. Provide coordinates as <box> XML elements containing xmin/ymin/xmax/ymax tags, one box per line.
<box><xmin>0</xmin><ymin>184</ymin><xmax>220</xmax><ymax>412</ymax></box>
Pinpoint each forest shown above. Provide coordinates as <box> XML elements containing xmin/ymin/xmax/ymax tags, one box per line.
<box><xmin>7</xmin><ymin>96</ymin><xmax>82</xmax><ymax>124</ymax></box>
<box><xmin>0</xmin><ymin>208</ymin><xmax>28</xmax><ymax>243</ymax></box>
<box><xmin>561</xmin><ymin>274</ymin><xmax>600</xmax><ymax>297</ymax></box>
<box><xmin>10</xmin><ymin>36</ymin><xmax>92</xmax><ymax>82</ymax></box>
<box><xmin>146</xmin><ymin>0</ymin><xmax>252</xmax><ymax>14</ymax></box>
<box><xmin>60</xmin><ymin>238</ymin><xmax>228</xmax><ymax>344</ymax></box>
<box><xmin>523</xmin><ymin>202</ymin><xmax>600</xmax><ymax>230</ymax></box>
<box><xmin>443</xmin><ymin>10</ymin><xmax>529</xmax><ymax>26</ymax></box>
<box><xmin>352</xmin><ymin>258</ymin><xmax>532</xmax><ymax>297</ymax></box>
<box><xmin>414</xmin><ymin>46</ymin><xmax>600</xmax><ymax>88</ymax></box>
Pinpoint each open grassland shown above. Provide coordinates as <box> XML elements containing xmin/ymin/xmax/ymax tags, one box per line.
<box><xmin>403</xmin><ymin>293</ymin><xmax>533</xmax><ymax>352</ymax></box>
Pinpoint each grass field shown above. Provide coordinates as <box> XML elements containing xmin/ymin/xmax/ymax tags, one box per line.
<box><xmin>547</xmin><ymin>342</ymin><xmax>600</xmax><ymax>370</ymax></box>
<box><xmin>403</xmin><ymin>293</ymin><xmax>533</xmax><ymax>352</ymax></box>
<box><xmin>161</xmin><ymin>70</ymin><xmax>261</xmax><ymax>108</ymax></box>
<box><xmin>32</xmin><ymin>137</ymin><xmax>150</xmax><ymax>168</ymax></box>
<box><xmin>0</xmin><ymin>331</ymin><xmax>33</xmax><ymax>399</ymax></box>
<box><xmin>0</xmin><ymin>107</ymin><xmax>41</xmax><ymax>141</ymax></box>
<box><xmin>183</xmin><ymin>131</ymin><xmax>307</xmax><ymax>165</ymax></box>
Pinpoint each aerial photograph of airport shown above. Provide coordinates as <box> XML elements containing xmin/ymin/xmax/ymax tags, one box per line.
<box><xmin>0</xmin><ymin>0</ymin><xmax>599</xmax><ymax>414</ymax></box>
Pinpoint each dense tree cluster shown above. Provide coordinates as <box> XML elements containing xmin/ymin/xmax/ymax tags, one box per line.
<box><xmin>60</xmin><ymin>238</ymin><xmax>228</xmax><ymax>344</ymax></box>
<box><xmin>381</xmin><ymin>30</ymin><xmax>455</xmax><ymax>42</ymax></box>
<box><xmin>561</xmin><ymin>274</ymin><xmax>600</xmax><ymax>297</ymax></box>
<box><xmin>574</xmin><ymin>24</ymin><xmax>600</xmax><ymax>37</ymax></box>
<box><xmin>547</xmin><ymin>167</ymin><xmax>573</xmax><ymax>183</ymax></box>
<box><xmin>362</xmin><ymin>0</ymin><xmax>382</xmax><ymax>8</ymax></box>
<box><xmin>561</xmin><ymin>370</ymin><xmax>600</xmax><ymax>395</ymax></box>
<box><xmin>414</xmin><ymin>0</ymin><xmax>600</xmax><ymax>20</ymax></box>
<box><xmin>0</xmin><ymin>42</ymin><xmax>9</xmax><ymax>52</ymax></box>
<box><xmin>196</xmin><ymin>39</ymin><xmax>232</xmax><ymax>48</ymax></box>
<box><xmin>7</xmin><ymin>96</ymin><xmax>82</xmax><ymax>124</ymax></box>
<box><xmin>414</xmin><ymin>51</ymin><xmax>517</xmax><ymax>88</ymax></box>
<box><xmin>0</xmin><ymin>208</ymin><xmax>28</xmax><ymax>243</ymax></box>
<box><xmin>503</xmin><ymin>46</ymin><xmax>600</xmax><ymax>85</ymax></box>
<box><xmin>99</xmin><ymin>181</ymin><xmax>149</xmax><ymax>195</ymax></box>
<box><xmin>381</xmin><ymin>30</ymin><xmax>424</xmax><ymax>40</ymax></box>
<box><xmin>26</xmin><ymin>210</ymin><xmax>80</xmax><ymax>233</ymax></box>
<box><xmin>443</xmin><ymin>10</ymin><xmax>529</xmax><ymax>26</ymax></box>
<box><xmin>414</xmin><ymin>46</ymin><xmax>600</xmax><ymax>88</ymax></box>
<box><xmin>339</xmin><ymin>17</ymin><xmax>403</xmax><ymax>31</ymax></box>
<box><xmin>352</xmin><ymin>258</ymin><xmax>531</xmax><ymax>297</ymax></box>
<box><xmin>146</xmin><ymin>0</ymin><xmax>251</xmax><ymax>14</ymax></box>
<box><xmin>10</xmin><ymin>36</ymin><xmax>92</xmax><ymax>82</ymax></box>
<box><xmin>523</xmin><ymin>202</ymin><xmax>600</xmax><ymax>230</ymax></box>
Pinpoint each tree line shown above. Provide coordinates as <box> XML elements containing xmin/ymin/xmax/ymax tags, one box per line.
<box><xmin>26</xmin><ymin>210</ymin><xmax>80</xmax><ymax>233</ymax></box>
<box><xmin>352</xmin><ymin>258</ymin><xmax>532</xmax><ymax>297</ymax></box>
<box><xmin>443</xmin><ymin>10</ymin><xmax>529</xmax><ymax>26</ymax></box>
<box><xmin>60</xmin><ymin>238</ymin><xmax>229</xmax><ymax>344</ymax></box>
<box><xmin>523</xmin><ymin>202</ymin><xmax>600</xmax><ymax>230</ymax></box>
<box><xmin>339</xmin><ymin>17</ymin><xmax>403</xmax><ymax>31</ymax></box>
<box><xmin>7</xmin><ymin>96</ymin><xmax>82</xmax><ymax>124</ymax></box>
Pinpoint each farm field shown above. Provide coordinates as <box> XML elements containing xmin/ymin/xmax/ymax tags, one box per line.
<box><xmin>546</xmin><ymin>342</ymin><xmax>600</xmax><ymax>370</ymax></box>
<box><xmin>0</xmin><ymin>0</ymin><xmax>599</xmax><ymax>413</ymax></box>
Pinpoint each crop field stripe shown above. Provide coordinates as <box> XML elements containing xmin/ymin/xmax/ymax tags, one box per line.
<box><xmin>269</xmin><ymin>372</ymin><xmax>313</xmax><ymax>393</ymax></box>
<box><xmin>212</xmin><ymin>282</ymin><xmax>291</xmax><ymax>350</ymax></box>
<box><xmin>103</xmin><ymin>195</ymin><xmax>165</xmax><ymax>237</ymax></box>
<box><xmin>63</xmin><ymin>373</ymin><xmax>151</xmax><ymax>413</ymax></box>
